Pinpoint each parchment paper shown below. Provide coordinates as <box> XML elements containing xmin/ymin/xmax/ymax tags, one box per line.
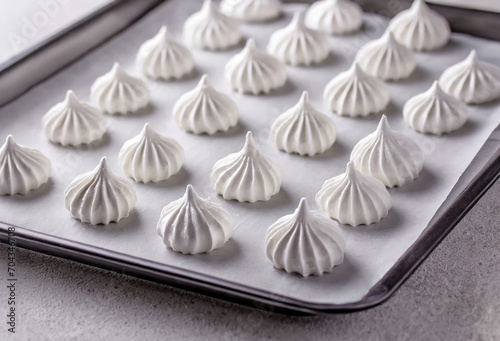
<box><xmin>0</xmin><ymin>0</ymin><xmax>499</xmax><ymax>305</ymax></box>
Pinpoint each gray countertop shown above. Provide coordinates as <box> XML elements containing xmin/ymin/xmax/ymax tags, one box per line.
<box><xmin>0</xmin><ymin>179</ymin><xmax>498</xmax><ymax>340</ymax></box>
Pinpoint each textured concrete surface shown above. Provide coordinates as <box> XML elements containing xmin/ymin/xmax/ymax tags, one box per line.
<box><xmin>0</xmin><ymin>179</ymin><xmax>498</xmax><ymax>341</ymax></box>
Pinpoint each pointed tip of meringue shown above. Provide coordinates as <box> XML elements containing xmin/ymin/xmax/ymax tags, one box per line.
<box><xmin>350</xmin><ymin>62</ymin><xmax>365</xmax><ymax>77</ymax></box>
<box><xmin>5</xmin><ymin>134</ymin><xmax>15</xmax><ymax>147</ymax></box>
<box><xmin>467</xmin><ymin>50</ymin><xmax>478</xmax><ymax>63</ymax></box>
<box><xmin>198</xmin><ymin>74</ymin><xmax>211</xmax><ymax>88</ymax></box>
<box><xmin>345</xmin><ymin>161</ymin><xmax>357</xmax><ymax>176</ymax></box>
<box><xmin>244</xmin><ymin>38</ymin><xmax>256</xmax><ymax>52</ymax></box>
<box><xmin>413</xmin><ymin>0</ymin><xmax>428</xmax><ymax>11</ymax></box>
<box><xmin>110</xmin><ymin>63</ymin><xmax>125</xmax><ymax>77</ymax></box>
<box><xmin>142</xmin><ymin>122</ymin><xmax>155</xmax><ymax>136</ymax></box>
<box><xmin>202</xmin><ymin>0</ymin><xmax>215</xmax><ymax>11</ymax></box>
<box><xmin>299</xmin><ymin>91</ymin><xmax>310</xmax><ymax>105</ymax></box>
<box><xmin>296</xmin><ymin>197</ymin><xmax>309</xmax><ymax>217</ymax></box>
<box><xmin>157</xmin><ymin>25</ymin><xmax>169</xmax><ymax>39</ymax></box>
<box><xmin>291</xmin><ymin>11</ymin><xmax>304</xmax><ymax>27</ymax></box>
<box><xmin>97</xmin><ymin>156</ymin><xmax>110</xmax><ymax>173</ymax></box>
<box><xmin>64</xmin><ymin>90</ymin><xmax>79</xmax><ymax>105</ymax></box>
<box><xmin>185</xmin><ymin>184</ymin><xmax>198</xmax><ymax>200</ymax></box>
<box><xmin>377</xmin><ymin>115</ymin><xmax>391</xmax><ymax>132</ymax></box>
<box><xmin>429</xmin><ymin>80</ymin><xmax>443</xmax><ymax>95</ymax></box>
<box><xmin>243</xmin><ymin>131</ymin><xmax>257</xmax><ymax>153</ymax></box>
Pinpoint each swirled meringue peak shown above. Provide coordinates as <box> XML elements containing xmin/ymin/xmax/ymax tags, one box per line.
<box><xmin>350</xmin><ymin>115</ymin><xmax>424</xmax><ymax>188</ymax></box>
<box><xmin>404</xmin><ymin>81</ymin><xmax>467</xmax><ymax>135</ymax></box>
<box><xmin>271</xmin><ymin>91</ymin><xmax>336</xmax><ymax>155</ymax></box>
<box><xmin>265</xmin><ymin>198</ymin><xmax>345</xmax><ymax>276</ymax></box>
<box><xmin>64</xmin><ymin>157</ymin><xmax>137</xmax><ymax>225</ymax></box>
<box><xmin>225</xmin><ymin>38</ymin><xmax>287</xmax><ymax>94</ymax></box>
<box><xmin>220</xmin><ymin>0</ymin><xmax>282</xmax><ymax>22</ymax></box>
<box><xmin>0</xmin><ymin>135</ymin><xmax>51</xmax><ymax>195</ymax></box>
<box><xmin>323</xmin><ymin>63</ymin><xmax>390</xmax><ymax>117</ymax></box>
<box><xmin>211</xmin><ymin>131</ymin><xmax>281</xmax><ymax>202</ymax></box>
<box><xmin>90</xmin><ymin>63</ymin><xmax>150</xmax><ymax>115</ymax></box>
<box><xmin>183</xmin><ymin>0</ymin><xmax>242</xmax><ymax>50</ymax></box>
<box><xmin>136</xmin><ymin>26</ymin><xmax>194</xmax><ymax>80</ymax></box>
<box><xmin>438</xmin><ymin>50</ymin><xmax>500</xmax><ymax>104</ymax></box>
<box><xmin>119</xmin><ymin>123</ymin><xmax>184</xmax><ymax>183</ymax></box>
<box><xmin>174</xmin><ymin>75</ymin><xmax>238</xmax><ymax>134</ymax></box>
<box><xmin>267</xmin><ymin>12</ymin><xmax>330</xmax><ymax>66</ymax></box>
<box><xmin>315</xmin><ymin>162</ymin><xmax>392</xmax><ymax>226</ymax></box>
<box><xmin>157</xmin><ymin>184</ymin><xmax>233</xmax><ymax>254</ymax></box>
<box><xmin>389</xmin><ymin>0</ymin><xmax>450</xmax><ymax>51</ymax></box>
<box><xmin>304</xmin><ymin>0</ymin><xmax>363</xmax><ymax>35</ymax></box>
<box><xmin>355</xmin><ymin>30</ymin><xmax>416</xmax><ymax>81</ymax></box>
<box><xmin>42</xmin><ymin>90</ymin><xmax>106</xmax><ymax>146</ymax></box>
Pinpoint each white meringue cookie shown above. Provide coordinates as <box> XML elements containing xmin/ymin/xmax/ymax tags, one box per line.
<box><xmin>355</xmin><ymin>30</ymin><xmax>416</xmax><ymax>81</ymax></box>
<box><xmin>350</xmin><ymin>115</ymin><xmax>424</xmax><ymax>188</ymax></box>
<box><xmin>136</xmin><ymin>26</ymin><xmax>195</xmax><ymax>80</ymax></box>
<box><xmin>323</xmin><ymin>63</ymin><xmax>390</xmax><ymax>117</ymax></box>
<box><xmin>157</xmin><ymin>184</ymin><xmax>233</xmax><ymax>254</ymax></box>
<box><xmin>438</xmin><ymin>50</ymin><xmax>500</xmax><ymax>104</ymax></box>
<box><xmin>0</xmin><ymin>135</ymin><xmax>51</xmax><ymax>195</ymax></box>
<box><xmin>265</xmin><ymin>198</ymin><xmax>345</xmax><ymax>277</ymax></box>
<box><xmin>267</xmin><ymin>12</ymin><xmax>330</xmax><ymax>66</ymax></box>
<box><xmin>225</xmin><ymin>38</ymin><xmax>287</xmax><ymax>94</ymax></box>
<box><xmin>183</xmin><ymin>0</ymin><xmax>242</xmax><ymax>50</ymax></box>
<box><xmin>90</xmin><ymin>63</ymin><xmax>150</xmax><ymax>115</ymax></box>
<box><xmin>271</xmin><ymin>91</ymin><xmax>336</xmax><ymax>155</ymax></box>
<box><xmin>42</xmin><ymin>90</ymin><xmax>106</xmax><ymax>146</ymax></box>
<box><xmin>173</xmin><ymin>75</ymin><xmax>238</xmax><ymax>134</ymax></box>
<box><xmin>119</xmin><ymin>123</ymin><xmax>184</xmax><ymax>183</ymax></box>
<box><xmin>304</xmin><ymin>0</ymin><xmax>363</xmax><ymax>35</ymax></box>
<box><xmin>211</xmin><ymin>131</ymin><xmax>281</xmax><ymax>202</ymax></box>
<box><xmin>220</xmin><ymin>0</ymin><xmax>282</xmax><ymax>22</ymax></box>
<box><xmin>389</xmin><ymin>0</ymin><xmax>450</xmax><ymax>51</ymax></box>
<box><xmin>404</xmin><ymin>81</ymin><xmax>467</xmax><ymax>135</ymax></box>
<box><xmin>64</xmin><ymin>157</ymin><xmax>137</xmax><ymax>225</ymax></box>
<box><xmin>315</xmin><ymin>162</ymin><xmax>392</xmax><ymax>226</ymax></box>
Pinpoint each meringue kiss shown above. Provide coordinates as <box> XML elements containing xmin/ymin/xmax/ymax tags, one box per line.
<box><xmin>304</xmin><ymin>0</ymin><xmax>363</xmax><ymax>35</ymax></box>
<box><xmin>220</xmin><ymin>0</ymin><xmax>282</xmax><ymax>22</ymax></box>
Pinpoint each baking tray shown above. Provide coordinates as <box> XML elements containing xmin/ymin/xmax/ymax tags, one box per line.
<box><xmin>0</xmin><ymin>0</ymin><xmax>499</xmax><ymax>315</ymax></box>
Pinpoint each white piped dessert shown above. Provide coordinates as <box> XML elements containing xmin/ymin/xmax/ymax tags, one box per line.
<box><xmin>183</xmin><ymin>0</ymin><xmax>242</xmax><ymax>50</ymax></box>
<box><xmin>265</xmin><ymin>198</ymin><xmax>345</xmax><ymax>277</ymax></box>
<box><xmin>350</xmin><ymin>115</ymin><xmax>424</xmax><ymax>188</ymax></box>
<box><xmin>173</xmin><ymin>75</ymin><xmax>238</xmax><ymax>134</ymax></box>
<box><xmin>323</xmin><ymin>63</ymin><xmax>390</xmax><ymax>117</ymax></box>
<box><xmin>355</xmin><ymin>30</ymin><xmax>416</xmax><ymax>81</ymax></box>
<box><xmin>42</xmin><ymin>90</ymin><xmax>106</xmax><ymax>146</ymax></box>
<box><xmin>438</xmin><ymin>50</ymin><xmax>500</xmax><ymax>104</ymax></box>
<box><xmin>225</xmin><ymin>38</ymin><xmax>287</xmax><ymax>94</ymax></box>
<box><xmin>267</xmin><ymin>12</ymin><xmax>330</xmax><ymax>66</ymax></box>
<box><xmin>136</xmin><ymin>26</ymin><xmax>195</xmax><ymax>80</ymax></box>
<box><xmin>304</xmin><ymin>0</ymin><xmax>363</xmax><ymax>35</ymax></box>
<box><xmin>0</xmin><ymin>135</ymin><xmax>51</xmax><ymax>195</ymax></box>
<box><xmin>404</xmin><ymin>81</ymin><xmax>467</xmax><ymax>135</ymax></box>
<box><xmin>64</xmin><ymin>157</ymin><xmax>137</xmax><ymax>225</ymax></box>
<box><xmin>157</xmin><ymin>185</ymin><xmax>233</xmax><ymax>254</ymax></box>
<box><xmin>315</xmin><ymin>162</ymin><xmax>393</xmax><ymax>226</ymax></box>
<box><xmin>211</xmin><ymin>131</ymin><xmax>281</xmax><ymax>202</ymax></box>
<box><xmin>389</xmin><ymin>0</ymin><xmax>450</xmax><ymax>51</ymax></box>
<box><xmin>220</xmin><ymin>0</ymin><xmax>282</xmax><ymax>22</ymax></box>
<box><xmin>90</xmin><ymin>63</ymin><xmax>150</xmax><ymax>115</ymax></box>
<box><xmin>271</xmin><ymin>91</ymin><xmax>336</xmax><ymax>155</ymax></box>
<box><xmin>119</xmin><ymin>123</ymin><xmax>184</xmax><ymax>183</ymax></box>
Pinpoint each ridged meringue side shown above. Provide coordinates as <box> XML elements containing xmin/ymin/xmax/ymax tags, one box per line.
<box><xmin>438</xmin><ymin>50</ymin><xmax>500</xmax><ymax>104</ymax></box>
<box><xmin>173</xmin><ymin>75</ymin><xmax>238</xmax><ymax>134</ymax></box>
<box><xmin>271</xmin><ymin>91</ymin><xmax>336</xmax><ymax>155</ymax></box>
<box><xmin>0</xmin><ymin>135</ymin><xmax>51</xmax><ymax>195</ymax></box>
<box><xmin>404</xmin><ymin>81</ymin><xmax>467</xmax><ymax>135</ymax></box>
<box><xmin>315</xmin><ymin>162</ymin><xmax>392</xmax><ymax>226</ymax></box>
<box><xmin>220</xmin><ymin>0</ymin><xmax>282</xmax><ymax>22</ymax></box>
<box><xmin>225</xmin><ymin>38</ymin><xmax>287</xmax><ymax>94</ymax></box>
<box><xmin>211</xmin><ymin>131</ymin><xmax>281</xmax><ymax>202</ymax></box>
<box><xmin>355</xmin><ymin>31</ymin><xmax>416</xmax><ymax>81</ymax></box>
<box><xmin>157</xmin><ymin>184</ymin><xmax>233</xmax><ymax>254</ymax></box>
<box><xmin>350</xmin><ymin>115</ymin><xmax>424</xmax><ymax>188</ymax></box>
<box><xmin>389</xmin><ymin>0</ymin><xmax>450</xmax><ymax>51</ymax></box>
<box><xmin>323</xmin><ymin>63</ymin><xmax>390</xmax><ymax>117</ymax></box>
<box><xmin>265</xmin><ymin>198</ymin><xmax>345</xmax><ymax>277</ymax></box>
<box><xmin>267</xmin><ymin>12</ymin><xmax>330</xmax><ymax>66</ymax></box>
<box><xmin>90</xmin><ymin>63</ymin><xmax>150</xmax><ymax>115</ymax></box>
<box><xmin>183</xmin><ymin>0</ymin><xmax>242</xmax><ymax>50</ymax></box>
<box><xmin>119</xmin><ymin>123</ymin><xmax>184</xmax><ymax>183</ymax></box>
<box><xmin>136</xmin><ymin>26</ymin><xmax>195</xmax><ymax>80</ymax></box>
<box><xmin>304</xmin><ymin>0</ymin><xmax>363</xmax><ymax>35</ymax></box>
<box><xmin>42</xmin><ymin>90</ymin><xmax>106</xmax><ymax>146</ymax></box>
<box><xmin>64</xmin><ymin>157</ymin><xmax>137</xmax><ymax>225</ymax></box>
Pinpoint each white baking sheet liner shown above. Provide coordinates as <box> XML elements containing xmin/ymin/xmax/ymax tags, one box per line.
<box><xmin>0</xmin><ymin>0</ymin><xmax>499</xmax><ymax>305</ymax></box>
